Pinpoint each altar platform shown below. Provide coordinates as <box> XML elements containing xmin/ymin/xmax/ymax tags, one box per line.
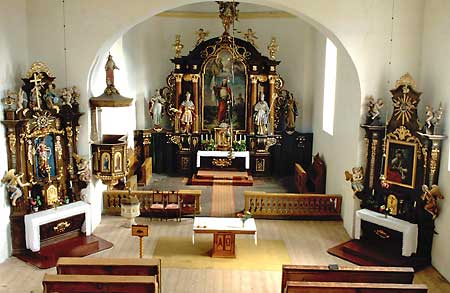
<box><xmin>190</xmin><ymin>170</ymin><xmax>253</xmax><ymax>186</ymax></box>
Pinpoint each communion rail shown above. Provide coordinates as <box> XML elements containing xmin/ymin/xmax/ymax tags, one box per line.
<box><xmin>244</xmin><ymin>191</ymin><xmax>341</xmax><ymax>219</ymax></box>
<box><xmin>103</xmin><ymin>189</ymin><xmax>201</xmax><ymax>216</ymax></box>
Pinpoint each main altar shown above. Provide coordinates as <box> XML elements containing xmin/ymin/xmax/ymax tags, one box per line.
<box><xmin>133</xmin><ymin>2</ymin><xmax>313</xmax><ymax>182</ymax></box>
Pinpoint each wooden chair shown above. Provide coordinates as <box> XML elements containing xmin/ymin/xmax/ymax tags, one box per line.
<box><xmin>281</xmin><ymin>265</ymin><xmax>415</xmax><ymax>292</ymax></box>
<box><xmin>149</xmin><ymin>191</ymin><xmax>165</xmax><ymax>221</ymax></box>
<box><xmin>164</xmin><ymin>191</ymin><xmax>182</xmax><ymax>222</ymax></box>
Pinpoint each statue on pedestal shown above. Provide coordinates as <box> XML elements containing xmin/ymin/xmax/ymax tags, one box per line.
<box><xmin>149</xmin><ymin>89</ymin><xmax>165</xmax><ymax>128</ymax></box>
<box><xmin>285</xmin><ymin>93</ymin><xmax>298</xmax><ymax>130</ymax></box>
<box><xmin>254</xmin><ymin>93</ymin><xmax>270</xmax><ymax>135</ymax></box>
<box><xmin>423</xmin><ymin>103</ymin><xmax>444</xmax><ymax>135</ymax></box>
<box><xmin>366</xmin><ymin>96</ymin><xmax>384</xmax><ymax>126</ymax></box>
<box><xmin>105</xmin><ymin>54</ymin><xmax>119</xmax><ymax>87</ymax></box>
<box><xmin>180</xmin><ymin>92</ymin><xmax>195</xmax><ymax>133</ymax></box>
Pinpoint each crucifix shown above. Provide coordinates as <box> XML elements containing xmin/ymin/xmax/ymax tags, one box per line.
<box><xmin>30</xmin><ymin>73</ymin><xmax>42</xmax><ymax>110</ymax></box>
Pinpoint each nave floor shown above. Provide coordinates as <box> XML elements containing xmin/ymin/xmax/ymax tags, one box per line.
<box><xmin>0</xmin><ymin>216</ymin><xmax>449</xmax><ymax>292</ymax></box>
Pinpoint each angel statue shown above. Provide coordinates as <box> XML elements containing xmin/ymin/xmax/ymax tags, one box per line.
<box><xmin>1</xmin><ymin>169</ymin><xmax>30</xmax><ymax>206</ymax></box>
<box><xmin>16</xmin><ymin>88</ymin><xmax>27</xmax><ymax>114</ymax></box>
<box><xmin>194</xmin><ymin>28</ymin><xmax>209</xmax><ymax>46</ymax></box>
<box><xmin>421</xmin><ymin>184</ymin><xmax>444</xmax><ymax>219</ymax></box>
<box><xmin>244</xmin><ymin>28</ymin><xmax>258</xmax><ymax>47</ymax></box>
<box><xmin>367</xmin><ymin>96</ymin><xmax>384</xmax><ymax>125</ymax></box>
<box><xmin>73</xmin><ymin>153</ymin><xmax>91</xmax><ymax>183</ymax></box>
<box><xmin>345</xmin><ymin>167</ymin><xmax>364</xmax><ymax>194</ymax></box>
<box><xmin>148</xmin><ymin>89</ymin><xmax>165</xmax><ymax>128</ymax></box>
<box><xmin>423</xmin><ymin>103</ymin><xmax>444</xmax><ymax>135</ymax></box>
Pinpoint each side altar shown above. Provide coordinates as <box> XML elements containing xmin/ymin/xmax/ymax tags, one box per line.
<box><xmin>132</xmin><ymin>2</ymin><xmax>313</xmax><ymax>181</ymax></box>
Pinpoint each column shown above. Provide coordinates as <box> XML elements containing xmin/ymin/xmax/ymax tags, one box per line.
<box><xmin>191</xmin><ymin>74</ymin><xmax>200</xmax><ymax>133</ymax></box>
<box><xmin>174</xmin><ymin>73</ymin><xmax>183</xmax><ymax>109</ymax></box>
<box><xmin>268</xmin><ymin>75</ymin><xmax>276</xmax><ymax>135</ymax></box>
<box><xmin>249</xmin><ymin>75</ymin><xmax>258</xmax><ymax>134</ymax></box>
<box><xmin>90</xmin><ymin>105</ymin><xmax>98</xmax><ymax>142</ymax></box>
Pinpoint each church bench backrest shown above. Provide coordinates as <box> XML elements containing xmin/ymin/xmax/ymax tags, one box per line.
<box><xmin>295</xmin><ymin>163</ymin><xmax>308</xmax><ymax>193</ymax></box>
<box><xmin>281</xmin><ymin>265</ymin><xmax>414</xmax><ymax>292</ymax></box>
<box><xmin>284</xmin><ymin>281</ymin><xmax>427</xmax><ymax>293</ymax></box>
<box><xmin>43</xmin><ymin>273</ymin><xmax>157</xmax><ymax>293</ymax></box>
<box><xmin>57</xmin><ymin>257</ymin><xmax>161</xmax><ymax>292</ymax></box>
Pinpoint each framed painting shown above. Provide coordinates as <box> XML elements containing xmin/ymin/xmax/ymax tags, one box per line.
<box><xmin>384</xmin><ymin>139</ymin><xmax>417</xmax><ymax>189</ymax></box>
<box><xmin>202</xmin><ymin>49</ymin><xmax>248</xmax><ymax>131</ymax></box>
<box><xmin>101</xmin><ymin>152</ymin><xmax>111</xmax><ymax>172</ymax></box>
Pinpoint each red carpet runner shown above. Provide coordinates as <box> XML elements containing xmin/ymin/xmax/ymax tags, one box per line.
<box><xmin>210</xmin><ymin>181</ymin><xmax>235</xmax><ymax>217</ymax></box>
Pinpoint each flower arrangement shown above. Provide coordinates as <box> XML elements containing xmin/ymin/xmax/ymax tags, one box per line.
<box><xmin>201</xmin><ymin>139</ymin><xmax>215</xmax><ymax>151</ymax></box>
<box><xmin>30</xmin><ymin>195</ymin><xmax>42</xmax><ymax>212</ymax></box>
<box><xmin>232</xmin><ymin>140</ymin><xmax>246</xmax><ymax>151</ymax></box>
<box><xmin>237</xmin><ymin>210</ymin><xmax>253</xmax><ymax>227</ymax></box>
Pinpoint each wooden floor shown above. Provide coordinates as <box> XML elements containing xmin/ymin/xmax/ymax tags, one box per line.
<box><xmin>0</xmin><ymin>216</ymin><xmax>449</xmax><ymax>292</ymax></box>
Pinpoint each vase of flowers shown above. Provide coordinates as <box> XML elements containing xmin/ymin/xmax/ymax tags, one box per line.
<box><xmin>237</xmin><ymin>211</ymin><xmax>252</xmax><ymax>227</ymax></box>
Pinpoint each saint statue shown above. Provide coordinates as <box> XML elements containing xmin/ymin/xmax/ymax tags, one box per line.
<box><xmin>36</xmin><ymin>138</ymin><xmax>51</xmax><ymax>177</ymax></box>
<box><xmin>180</xmin><ymin>92</ymin><xmax>195</xmax><ymax>133</ymax></box>
<box><xmin>194</xmin><ymin>28</ymin><xmax>209</xmax><ymax>46</ymax></box>
<box><xmin>105</xmin><ymin>54</ymin><xmax>119</xmax><ymax>87</ymax></box>
<box><xmin>254</xmin><ymin>93</ymin><xmax>270</xmax><ymax>135</ymax></box>
<box><xmin>244</xmin><ymin>28</ymin><xmax>258</xmax><ymax>47</ymax></box>
<box><xmin>213</xmin><ymin>78</ymin><xmax>233</xmax><ymax>125</ymax></box>
<box><xmin>149</xmin><ymin>89</ymin><xmax>165</xmax><ymax>128</ymax></box>
<box><xmin>285</xmin><ymin>93</ymin><xmax>298</xmax><ymax>130</ymax></box>
<box><xmin>367</xmin><ymin>96</ymin><xmax>384</xmax><ymax>125</ymax></box>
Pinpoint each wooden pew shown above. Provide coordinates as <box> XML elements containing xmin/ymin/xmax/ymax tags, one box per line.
<box><xmin>57</xmin><ymin>257</ymin><xmax>161</xmax><ymax>292</ymax></box>
<box><xmin>43</xmin><ymin>274</ymin><xmax>157</xmax><ymax>293</ymax></box>
<box><xmin>284</xmin><ymin>281</ymin><xmax>427</xmax><ymax>292</ymax></box>
<box><xmin>281</xmin><ymin>265</ymin><xmax>414</xmax><ymax>291</ymax></box>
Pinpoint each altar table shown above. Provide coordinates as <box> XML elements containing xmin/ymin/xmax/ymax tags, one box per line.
<box><xmin>193</xmin><ymin>217</ymin><xmax>257</xmax><ymax>258</ymax></box>
<box><xmin>354</xmin><ymin>208</ymin><xmax>418</xmax><ymax>257</ymax></box>
<box><xmin>24</xmin><ymin>201</ymin><xmax>92</xmax><ymax>252</ymax></box>
<box><xmin>196</xmin><ymin>151</ymin><xmax>250</xmax><ymax>169</ymax></box>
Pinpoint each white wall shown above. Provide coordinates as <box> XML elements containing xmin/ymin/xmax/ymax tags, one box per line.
<box><xmin>420</xmin><ymin>0</ymin><xmax>450</xmax><ymax>281</ymax></box>
<box><xmin>119</xmin><ymin>15</ymin><xmax>316</xmax><ymax>132</ymax></box>
<box><xmin>0</xmin><ymin>0</ymin><xmax>29</xmax><ymax>262</ymax></box>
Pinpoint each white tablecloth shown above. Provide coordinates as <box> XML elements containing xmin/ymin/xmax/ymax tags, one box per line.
<box><xmin>24</xmin><ymin>201</ymin><xmax>92</xmax><ymax>252</ymax></box>
<box><xmin>354</xmin><ymin>208</ymin><xmax>418</xmax><ymax>256</ymax></box>
<box><xmin>196</xmin><ymin>151</ymin><xmax>250</xmax><ymax>169</ymax></box>
<box><xmin>192</xmin><ymin>217</ymin><xmax>257</xmax><ymax>245</ymax></box>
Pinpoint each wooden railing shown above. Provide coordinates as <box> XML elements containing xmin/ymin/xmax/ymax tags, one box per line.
<box><xmin>103</xmin><ymin>189</ymin><xmax>201</xmax><ymax>216</ymax></box>
<box><xmin>244</xmin><ymin>191</ymin><xmax>341</xmax><ymax>219</ymax></box>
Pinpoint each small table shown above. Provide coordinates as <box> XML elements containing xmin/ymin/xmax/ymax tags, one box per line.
<box><xmin>193</xmin><ymin>217</ymin><xmax>257</xmax><ymax>258</ymax></box>
<box><xmin>354</xmin><ymin>208</ymin><xmax>418</xmax><ymax>257</ymax></box>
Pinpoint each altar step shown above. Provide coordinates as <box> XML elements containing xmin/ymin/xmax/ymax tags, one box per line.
<box><xmin>14</xmin><ymin>235</ymin><xmax>113</xmax><ymax>269</ymax></box>
<box><xmin>327</xmin><ymin>239</ymin><xmax>430</xmax><ymax>270</ymax></box>
<box><xmin>191</xmin><ymin>170</ymin><xmax>253</xmax><ymax>186</ymax></box>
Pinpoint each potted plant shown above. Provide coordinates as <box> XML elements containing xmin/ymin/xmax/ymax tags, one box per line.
<box><xmin>30</xmin><ymin>195</ymin><xmax>42</xmax><ymax>212</ymax></box>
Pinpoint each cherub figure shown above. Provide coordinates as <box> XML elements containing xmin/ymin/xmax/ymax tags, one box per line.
<box><xmin>71</xmin><ymin>86</ymin><xmax>80</xmax><ymax>104</ymax></box>
<box><xmin>345</xmin><ymin>167</ymin><xmax>364</xmax><ymax>193</ymax></box>
<box><xmin>194</xmin><ymin>28</ymin><xmax>209</xmax><ymax>46</ymax></box>
<box><xmin>1</xmin><ymin>169</ymin><xmax>30</xmax><ymax>206</ymax></box>
<box><xmin>421</xmin><ymin>184</ymin><xmax>444</xmax><ymax>219</ymax></box>
<box><xmin>16</xmin><ymin>88</ymin><xmax>27</xmax><ymax>113</ymax></box>
<box><xmin>244</xmin><ymin>28</ymin><xmax>258</xmax><ymax>47</ymax></box>
<box><xmin>73</xmin><ymin>153</ymin><xmax>91</xmax><ymax>183</ymax></box>
<box><xmin>44</xmin><ymin>83</ymin><xmax>60</xmax><ymax>113</ymax></box>
<box><xmin>61</xmin><ymin>87</ymin><xmax>73</xmax><ymax>107</ymax></box>
<box><xmin>424</xmin><ymin>103</ymin><xmax>444</xmax><ymax>135</ymax></box>
<box><xmin>367</xmin><ymin>96</ymin><xmax>384</xmax><ymax>125</ymax></box>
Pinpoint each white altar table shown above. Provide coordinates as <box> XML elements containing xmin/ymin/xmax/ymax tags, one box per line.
<box><xmin>354</xmin><ymin>208</ymin><xmax>418</xmax><ymax>257</ymax></box>
<box><xmin>24</xmin><ymin>201</ymin><xmax>92</xmax><ymax>252</ymax></box>
<box><xmin>196</xmin><ymin>151</ymin><xmax>250</xmax><ymax>169</ymax></box>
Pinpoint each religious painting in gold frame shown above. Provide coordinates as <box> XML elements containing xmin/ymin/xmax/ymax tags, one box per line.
<box><xmin>384</xmin><ymin>139</ymin><xmax>417</xmax><ymax>189</ymax></box>
<box><xmin>201</xmin><ymin>48</ymin><xmax>248</xmax><ymax>131</ymax></box>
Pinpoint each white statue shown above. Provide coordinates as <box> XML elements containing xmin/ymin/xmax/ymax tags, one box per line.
<box><xmin>254</xmin><ymin>93</ymin><xmax>270</xmax><ymax>135</ymax></box>
<box><xmin>424</xmin><ymin>103</ymin><xmax>444</xmax><ymax>135</ymax></box>
<box><xmin>367</xmin><ymin>96</ymin><xmax>384</xmax><ymax>125</ymax></box>
<box><xmin>149</xmin><ymin>89</ymin><xmax>165</xmax><ymax>128</ymax></box>
<box><xmin>180</xmin><ymin>92</ymin><xmax>195</xmax><ymax>133</ymax></box>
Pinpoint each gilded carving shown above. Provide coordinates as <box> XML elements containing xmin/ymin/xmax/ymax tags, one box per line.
<box><xmin>8</xmin><ymin>133</ymin><xmax>16</xmax><ymax>155</ymax></box>
<box><xmin>23</xmin><ymin>62</ymin><xmax>55</xmax><ymax>79</ymax></box>
<box><xmin>212</xmin><ymin>158</ymin><xmax>232</xmax><ymax>167</ymax></box>
<box><xmin>394</xmin><ymin>73</ymin><xmax>417</xmax><ymax>90</ymax></box>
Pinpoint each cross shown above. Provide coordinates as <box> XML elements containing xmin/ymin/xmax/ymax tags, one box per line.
<box><xmin>30</xmin><ymin>73</ymin><xmax>42</xmax><ymax>109</ymax></box>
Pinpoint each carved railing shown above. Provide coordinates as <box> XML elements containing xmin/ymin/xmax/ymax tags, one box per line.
<box><xmin>244</xmin><ymin>191</ymin><xmax>341</xmax><ymax>219</ymax></box>
<box><xmin>103</xmin><ymin>189</ymin><xmax>201</xmax><ymax>216</ymax></box>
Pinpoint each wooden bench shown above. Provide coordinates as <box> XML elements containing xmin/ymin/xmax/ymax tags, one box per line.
<box><xmin>281</xmin><ymin>265</ymin><xmax>414</xmax><ymax>291</ymax></box>
<box><xmin>43</xmin><ymin>274</ymin><xmax>157</xmax><ymax>293</ymax></box>
<box><xmin>284</xmin><ymin>281</ymin><xmax>427</xmax><ymax>292</ymax></box>
<box><xmin>57</xmin><ymin>257</ymin><xmax>160</xmax><ymax>292</ymax></box>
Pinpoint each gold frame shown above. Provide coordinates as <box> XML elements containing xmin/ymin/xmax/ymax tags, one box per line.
<box><xmin>384</xmin><ymin>139</ymin><xmax>417</xmax><ymax>189</ymax></box>
<box><xmin>201</xmin><ymin>47</ymin><xmax>249</xmax><ymax>131</ymax></box>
